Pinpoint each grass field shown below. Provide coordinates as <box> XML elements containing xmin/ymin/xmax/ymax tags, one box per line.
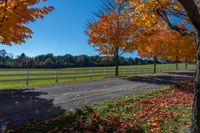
<box><xmin>0</xmin><ymin>63</ymin><xmax>193</xmax><ymax>89</ymax></box>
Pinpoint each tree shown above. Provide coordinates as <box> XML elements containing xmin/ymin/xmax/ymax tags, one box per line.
<box><xmin>164</xmin><ymin>31</ymin><xmax>196</xmax><ymax>70</ymax></box>
<box><xmin>27</xmin><ymin>58</ymin><xmax>36</xmax><ymax>68</ymax></box>
<box><xmin>44</xmin><ymin>57</ymin><xmax>55</xmax><ymax>68</ymax></box>
<box><xmin>86</xmin><ymin>0</ymin><xmax>138</xmax><ymax>76</ymax></box>
<box><xmin>180</xmin><ymin>36</ymin><xmax>196</xmax><ymax>69</ymax></box>
<box><xmin>0</xmin><ymin>50</ymin><xmax>143</xmax><ymax>68</ymax></box>
<box><xmin>139</xmin><ymin>29</ymin><xmax>196</xmax><ymax>71</ymax></box>
<box><xmin>137</xmin><ymin>28</ymin><xmax>170</xmax><ymax>73</ymax></box>
<box><xmin>0</xmin><ymin>0</ymin><xmax>54</xmax><ymax>45</ymax></box>
<box><xmin>0</xmin><ymin>49</ymin><xmax>7</xmax><ymax>65</ymax></box>
<box><xmin>64</xmin><ymin>54</ymin><xmax>75</xmax><ymax>67</ymax></box>
<box><xmin>127</xmin><ymin>0</ymin><xmax>200</xmax><ymax>131</ymax></box>
<box><xmin>16</xmin><ymin>53</ymin><xmax>27</xmax><ymax>68</ymax></box>
<box><xmin>75</xmin><ymin>55</ymin><xmax>86</xmax><ymax>67</ymax></box>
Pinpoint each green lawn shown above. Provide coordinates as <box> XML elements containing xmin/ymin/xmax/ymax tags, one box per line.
<box><xmin>0</xmin><ymin>63</ymin><xmax>193</xmax><ymax>89</ymax></box>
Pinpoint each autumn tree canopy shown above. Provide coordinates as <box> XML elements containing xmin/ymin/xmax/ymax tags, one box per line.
<box><xmin>164</xmin><ymin>31</ymin><xmax>196</xmax><ymax>62</ymax></box>
<box><xmin>86</xmin><ymin>0</ymin><xmax>139</xmax><ymax>55</ymax></box>
<box><xmin>136</xmin><ymin>27</ymin><xmax>195</xmax><ymax>72</ymax></box>
<box><xmin>0</xmin><ymin>0</ymin><xmax>54</xmax><ymax>45</ymax></box>
<box><xmin>86</xmin><ymin>14</ymin><xmax>138</xmax><ymax>55</ymax></box>
<box><xmin>129</xmin><ymin>0</ymin><xmax>192</xmax><ymax>33</ymax></box>
<box><xmin>86</xmin><ymin>0</ymin><xmax>140</xmax><ymax>76</ymax></box>
<box><xmin>138</xmin><ymin>28</ymin><xmax>195</xmax><ymax>61</ymax></box>
<box><xmin>137</xmin><ymin>29</ymin><xmax>168</xmax><ymax>59</ymax></box>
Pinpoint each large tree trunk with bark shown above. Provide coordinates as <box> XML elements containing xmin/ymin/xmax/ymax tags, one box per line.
<box><xmin>168</xmin><ymin>0</ymin><xmax>200</xmax><ymax>132</ymax></box>
<box><xmin>153</xmin><ymin>56</ymin><xmax>157</xmax><ymax>73</ymax></box>
<box><xmin>191</xmin><ymin>34</ymin><xmax>200</xmax><ymax>133</ymax></box>
<box><xmin>114</xmin><ymin>48</ymin><xmax>119</xmax><ymax>76</ymax></box>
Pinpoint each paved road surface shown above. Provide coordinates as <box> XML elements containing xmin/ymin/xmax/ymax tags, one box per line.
<box><xmin>0</xmin><ymin>70</ymin><xmax>195</xmax><ymax>129</ymax></box>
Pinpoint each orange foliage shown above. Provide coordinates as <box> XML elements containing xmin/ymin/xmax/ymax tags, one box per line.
<box><xmin>127</xmin><ymin>0</ymin><xmax>187</xmax><ymax>29</ymax></box>
<box><xmin>0</xmin><ymin>0</ymin><xmax>54</xmax><ymax>45</ymax></box>
<box><xmin>137</xmin><ymin>28</ymin><xmax>196</xmax><ymax>62</ymax></box>
<box><xmin>137</xmin><ymin>28</ymin><xmax>169</xmax><ymax>59</ymax></box>
<box><xmin>131</xmin><ymin>86</ymin><xmax>193</xmax><ymax>132</ymax></box>
<box><xmin>86</xmin><ymin>1</ymin><xmax>139</xmax><ymax>55</ymax></box>
<box><xmin>86</xmin><ymin>0</ymin><xmax>195</xmax><ymax>63</ymax></box>
<box><xmin>164</xmin><ymin>31</ymin><xmax>196</xmax><ymax>62</ymax></box>
<box><xmin>125</xmin><ymin>0</ymin><xmax>196</xmax><ymax>62</ymax></box>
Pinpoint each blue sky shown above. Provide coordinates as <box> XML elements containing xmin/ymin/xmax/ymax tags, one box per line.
<box><xmin>1</xmin><ymin>0</ymin><xmax>137</xmax><ymax>58</ymax></box>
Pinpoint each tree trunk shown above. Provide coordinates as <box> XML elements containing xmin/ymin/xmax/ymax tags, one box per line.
<box><xmin>185</xmin><ymin>57</ymin><xmax>188</xmax><ymax>69</ymax></box>
<box><xmin>114</xmin><ymin>48</ymin><xmax>119</xmax><ymax>76</ymax></box>
<box><xmin>167</xmin><ymin>1</ymin><xmax>200</xmax><ymax>132</ymax></box>
<box><xmin>191</xmin><ymin>34</ymin><xmax>200</xmax><ymax>133</ymax></box>
<box><xmin>153</xmin><ymin>56</ymin><xmax>157</xmax><ymax>73</ymax></box>
<box><xmin>176</xmin><ymin>56</ymin><xmax>179</xmax><ymax>70</ymax></box>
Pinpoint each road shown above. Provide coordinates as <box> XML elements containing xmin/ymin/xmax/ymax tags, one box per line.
<box><xmin>0</xmin><ymin>70</ymin><xmax>195</xmax><ymax>129</ymax></box>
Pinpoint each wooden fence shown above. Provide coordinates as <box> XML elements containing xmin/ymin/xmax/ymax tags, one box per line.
<box><xmin>0</xmin><ymin>64</ymin><xmax>195</xmax><ymax>86</ymax></box>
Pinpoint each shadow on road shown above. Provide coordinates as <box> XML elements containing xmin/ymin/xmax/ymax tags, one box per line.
<box><xmin>166</xmin><ymin>71</ymin><xmax>195</xmax><ymax>77</ymax></box>
<box><xmin>126</xmin><ymin>71</ymin><xmax>195</xmax><ymax>85</ymax></box>
<box><xmin>0</xmin><ymin>89</ymin><xmax>64</xmax><ymax>130</ymax></box>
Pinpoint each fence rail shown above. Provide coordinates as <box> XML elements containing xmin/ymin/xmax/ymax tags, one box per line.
<box><xmin>0</xmin><ymin>64</ymin><xmax>196</xmax><ymax>86</ymax></box>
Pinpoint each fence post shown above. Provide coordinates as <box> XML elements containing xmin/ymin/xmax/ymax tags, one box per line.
<box><xmin>73</xmin><ymin>71</ymin><xmax>75</xmax><ymax>82</ymax></box>
<box><xmin>55</xmin><ymin>70</ymin><xmax>58</xmax><ymax>83</ymax></box>
<box><xmin>90</xmin><ymin>69</ymin><xmax>92</xmax><ymax>80</ymax></box>
<box><xmin>26</xmin><ymin>69</ymin><xmax>29</xmax><ymax>86</ymax></box>
<box><xmin>104</xmin><ymin>69</ymin><xmax>106</xmax><ymax>78</ymax></box>
<box><xmin>176</xmin><ymin>63</ymin><xmax>178</xmax><ymax>70</ymax></box>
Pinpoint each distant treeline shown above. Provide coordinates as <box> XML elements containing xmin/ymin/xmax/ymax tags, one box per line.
<box><xmin>0</xmin><ymin>49</ymin><xmax>173</xmax><ymax>68</ymax></box>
